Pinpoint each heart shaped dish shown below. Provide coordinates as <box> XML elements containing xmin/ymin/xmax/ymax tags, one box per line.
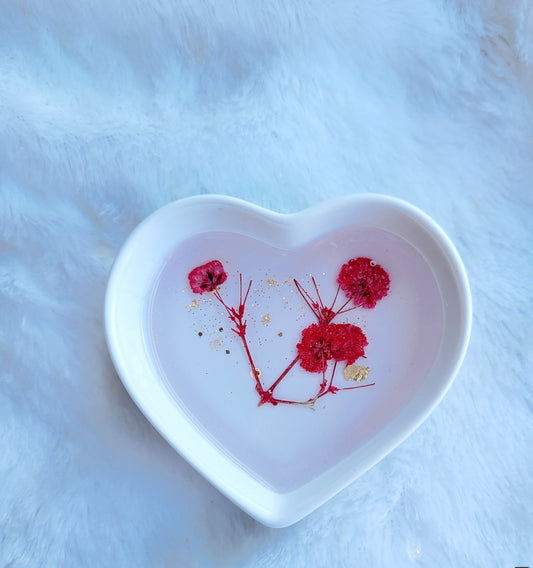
<box><xmin>105</xmin><ymin>194</ymin><xmax>471</xmax><ymax>527</ymax></box>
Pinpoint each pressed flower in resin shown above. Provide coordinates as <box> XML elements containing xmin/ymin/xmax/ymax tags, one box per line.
<box><xmin>296</xmin><ymin>323</ymin><xmax>367</xmax><ymax>373</ymax></box>
<box><xmin>187</xmin><ymin>256</ymin><xmax>388</xmax><ymax>408</ymax></box>
<box><xmin>337</xmin><ymin>257</ymin><xmax>390</xmax><ymax>309</ymax></box>
<box><xmin>188</xmin><ymin>260</ymin><xmax>227</xmax><ymax>294</ymax></box>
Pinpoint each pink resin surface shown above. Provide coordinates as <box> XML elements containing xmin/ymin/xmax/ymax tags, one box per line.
<box><xmin>149</xmin><ymin>228</ymin><xmax>442</xmax><ymax>491</ymax></box>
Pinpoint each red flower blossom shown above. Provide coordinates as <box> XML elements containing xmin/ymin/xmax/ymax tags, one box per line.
<box><xmin>297</xmin><ymin>323</ymin><xmax>368</xmax><ymax>373</ymax></box>
<box><xmin>337</xmin><ymin>257</ymin><xmax>390</xmax><ymax>309</ymax></box>
<box><xmin>188</xmin><ymin>260</ymin><xmax>227</xmax><ymax>294</ymax></box>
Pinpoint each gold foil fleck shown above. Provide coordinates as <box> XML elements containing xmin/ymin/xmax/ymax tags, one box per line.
<box><xmin>343</xmin><ymin>365</ymin><xmax>371</xmax><ymax>383</ymax></box>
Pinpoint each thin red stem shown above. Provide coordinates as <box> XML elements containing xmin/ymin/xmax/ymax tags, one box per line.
<box><xmin>241</xmin><ymin>334</ymin><xmax>263</xmax><ymax>390</ymax></box>
<box><xmin>311</xmin><ymin>276</ymin><xmax>324</xmax><ymax>310</ymax></box>
<box><xmin>294</xmin><ymin>277</ymin><xmax>358</xmax><ymax>325</ymax></box>
<box><xmin>333</xmin><ymin>296</ymin><xmax>354</xmax><ymax>315</ymax></box>
<box><xmin>330</xmin><ymin>284</ymin><xmax>341</xmax><ymax>311</ymax></box>
<box><xmin>326</xmin><ymin>361</ymin><xmax>337</xmax><ymax>392</ymax></box>
<box><xmin>293</xmin><ymin>279</ymin><xmax>320</xmax><ymax>319</ymax></box>
<box><xmin>265</xmin><ymin>356</ymin><xmax>300</xmax><ymax>393</ymax></box>
<box><xmin>271</xmin><ymin>361</ymin><xmax>375</xmax><ymax>406</ymax></box>
<box><xmin>213</xmin><ymin>289</ymin><xmax>234</xmax><ymax>319</ymax></box>
<box><xmin>242</xmin><ymin>275</ymin><xmax>252</xmax><ymax>307</ymax></box>
<box><xmin>271</xmin><ymin>381</ymin><xmax>375</xmax><ymax>406</ymax></box>
<box><xmin>212</xmin><ymin>281</ymin><xmax>265</xmax><ymax>397</ymax></box>
<box><xmin>335</xmin><ymin>383</ymin><xmax>376</xmax><ymax>392</ymax></box>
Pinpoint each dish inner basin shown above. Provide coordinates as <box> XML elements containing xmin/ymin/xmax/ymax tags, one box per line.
<box><xmin>148</xmin><ymin>227</ymin><xmax>443</xmax><ymax>492</ymax></box>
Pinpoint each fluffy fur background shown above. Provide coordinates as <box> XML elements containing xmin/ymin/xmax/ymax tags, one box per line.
<box><xmin>1</xmin><ymin>1</ymin><xmax>532</xmax><ymax>566</ymax></box>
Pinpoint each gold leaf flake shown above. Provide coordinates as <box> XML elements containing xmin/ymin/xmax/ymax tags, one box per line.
<box><xmin>210</xmin><ymin>338</ymin><xmax>223</xmax><ymax>350</ymax></box>
<box><xmin>262</xmin><ymin>314</ymin><xmax>271</xmax><ymax>324</ymax></box>
<box><xmin>343</xmin><ymin>365</ymin><xmax>370</xmax><ymax>383</ymax></box>
<box><xmin>266</xmin><ymin>278</ymin><xmax>277</xmax><ymax>286</ymax></box>
<box><xmin>188</xmin><ymin>299</ymin><xmax>200</xmax><ymax>308</ymax></box>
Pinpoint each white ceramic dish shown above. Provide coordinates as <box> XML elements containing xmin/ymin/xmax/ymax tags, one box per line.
<box><xmin>105</xmin><ymin>194</ymin><xmax>471</xmax><ymax>527</ymax></box>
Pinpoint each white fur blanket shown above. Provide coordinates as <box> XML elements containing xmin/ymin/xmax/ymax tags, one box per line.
<box><xmin>1</xmin><ymin>1</ymin><xmax>532</xmax><ymax>566</ymax></box>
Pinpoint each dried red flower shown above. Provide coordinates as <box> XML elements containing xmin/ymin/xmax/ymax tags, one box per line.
<box><xmin>337</xmin><ymin>257</ymin><xmax>390</xmax><ymax>309</ymax></box>
<box><xmin>329</xmin><ymin>323</ymin><xmax>368</xmax><ymax>365</ymax></box>
<box><xmin>296</xmin><ymin>322</ymin><xmax>368</xmax><ymax>373</ymax></box>
<box><xmin>188</xmin><ymin>260</ymin><xmax>227</xmax><ymax>294</ymax></box>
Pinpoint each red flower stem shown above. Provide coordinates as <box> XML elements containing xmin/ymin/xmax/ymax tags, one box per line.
<box><xmin>212</xmin><ymin>278</ymin><xmax>306</xmax><ymax>403</ymax></box>
<box><xmin>332</xmin><ymin>296</ymin><xmax>353</xmax><ymax>316</ymax></box>
<box><xmin>294</xmin><ymin>278</ymin><xmax>358</xmax><ymax>324</ymax></box>
<box><xmin>305</xmin><ymin>360</ymin><xmax>335</xmax><ymax>405</ymax></box>
<box><xmin>211</xmin><ymin>281</ymin><xmax>266</xmax><ymax>396</ymax></box>
<box><xmin>271</xmin><ymin>366</ymin><xmax>375</xmax><ymax>406</ymax></box>
<box><xmin>326</xmin><ymin>361</ymin><xmax>337</xmax><ymax>393</ymax></box>
<box><xmin>264</xmin><ymin>355</ymin><xmax>300</xmax><ymax>393</ymax></box>
<box><xmin>267</xmin><ymin>397</ymin><xmax>302</xmax><ymax>406</ymax></box>
<box><xmin>271</xmin><ymin>382</ymin><xmax>376</xmax><ymax>406</ymax></box>
<box><xmin>311</xmin><ymin>276</ymin><xmax>324</xmax><ymax>310</ymax></box>
<box><xmin>241</xmin><ymin>334</ymin><xmax>263</xmax><ymax>391</ymax></box>
<box><xmin>241</xmin><ymin>273</ymin><xmax>252</xmax><ymax>307</ymax></box>
<box><xmin>264</xmin><ymin>362</ymin><xmax>325</xmax><ymax>407</ymax></box>
<box><xmin>334</xmin><ymin>296</ymin><xmax>362</xmax><ymax>317</ymax></box>
<box><xmin>293</xmin><ymin>279</ymin><xmax>320</xmax><ymax>319</ymax></box>
<box><xmin>330</xmin><ymin>284</ymin><xmax>341</xmax><ymax>310</ymax></box>
<box><xmin>334</xmin><ymin>383</ymin><xmax>376</xmax><ymax>392</ymax></box>
<box><xmin>212</xmin><ymin>289</ymin><xmax>235</xmax><ymax>320</ymax></box>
